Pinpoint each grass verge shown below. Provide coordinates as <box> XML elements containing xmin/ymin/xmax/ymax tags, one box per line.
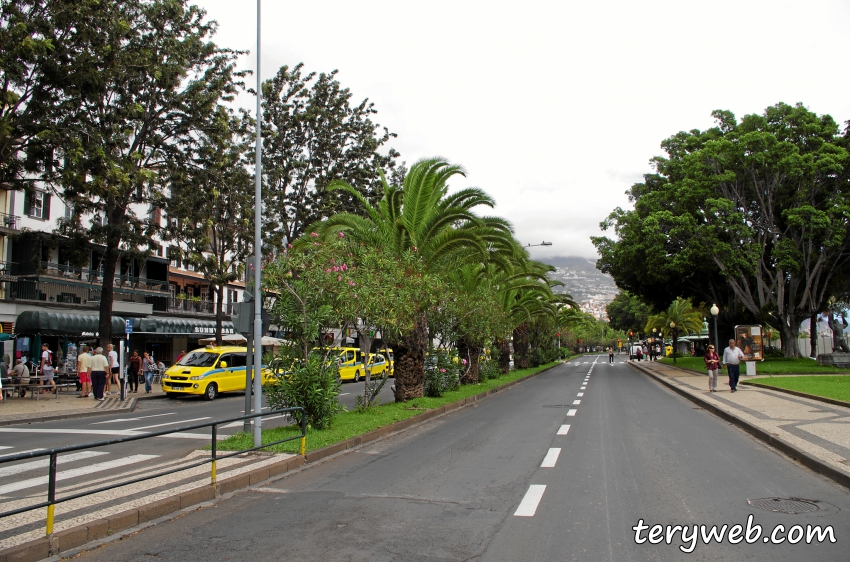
<box><xmin>743</xmin><ymin>376</ymin><xmax>850</xmax><ymax>403</ymax></box>
<box><xmin>217</xmin><ymin>360</ymin><xmax>565</xmax><ymax>454</ymax></box>
<box><xmin>658</xmin><ymin>356</ymin><xmax>850</xmax><ymax>375</ymax></box>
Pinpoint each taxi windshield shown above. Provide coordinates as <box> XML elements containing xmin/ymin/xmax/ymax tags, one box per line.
<box><xmin>177</xmin><ymin>352</ymin><xmax>219</xmax><ymax>367</ymax></box>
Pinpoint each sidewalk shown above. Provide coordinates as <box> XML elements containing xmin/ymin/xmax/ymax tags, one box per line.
<box><xmin>630</xmin><ymin>360</ymin><xmax>850</xmax><ymax>490</ymax></box>
<box><xmin>0</xmin><ymin>387</ymin><xmax>166</xmax><ymax>426</ymax></box>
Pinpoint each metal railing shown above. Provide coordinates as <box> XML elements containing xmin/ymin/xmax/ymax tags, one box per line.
<box><xmin>0</xmin><ymin>408</ymin><xmax>306</xmax><ymax>536</ymax></box>
<box><xmin>0</xmin><ymin>212</ymin><xmax>19</xmax><ymax>230</ymax></box>
<box><xmin>33</xmin><ymin>261</ymin><xmax>169</xmax><ymax>293</ymax></box>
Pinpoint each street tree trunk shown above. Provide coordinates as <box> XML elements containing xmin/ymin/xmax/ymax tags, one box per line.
<box><xmin>495</xmin><ymin>337</ymin><xmax>511</xmax><ymax>374</ymax></box>
<box><xmin>778</xmin><ymin>316</ymin><xmax>802</xmax><ymax>358</ymax></box>
<box><xmin>214</xmin><ymin>284</ymin><xmax>224</xmax><ymax>345</ymax></box>
<box><xmin>809</xmin><ymin>312</ymin><xmax>818</xmax><ymax>358</ymax></box>
<box><xmin>457</xmin><ymin>337</ymin><xmax>481</xmax><ymax>385</ymax></box>
<box><xmin>391</xmin><ymin>314</ymin><xmax>427</xmax><ymax>402</ymax></box>
<box><xmin>97</xmin><ymin>242</ymin><xmax>120</xmax><ymax>349</ymax></box>
<box><xmin>513</xmin><ymin>323</ymin><xmax>529</xmax><ymax>369</ymax></box>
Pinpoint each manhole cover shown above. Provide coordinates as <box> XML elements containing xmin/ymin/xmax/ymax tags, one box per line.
<box><xmin>748</xmin><ymin>498</ymin><xmax>820</xmax><ymax>514</ymax></box>
<box><xmin>542</xmin><ymin>405</ymin><xmax>571</xmax><ymax>408</ymax></box>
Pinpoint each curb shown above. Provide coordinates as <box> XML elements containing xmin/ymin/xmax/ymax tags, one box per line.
<box><xmin>629</xmin><ymin>361</ymin><xmax>850</xmax><ymax>493</ymax></box>
<box><xmin>741</xmin><ymin>381</ymin><xmax>850</xmax><ymax>410</ymax></box>
<box><xmin>0</xmin><ymin>399</ymin><xmax>137</xmax><ymax>428</ymax></box>
<box><xmin>0</xmin><ymin>362</ymin><xmax>563</xmax><ymax>562</ymax></box>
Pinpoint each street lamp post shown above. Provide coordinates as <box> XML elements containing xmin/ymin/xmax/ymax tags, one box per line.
<box><xmin>652</xmin><ymin>328</ymin><xmax>657</xmax><ymax>360</ymax></box>
<box><xmin>251</xmin><ymin>0</ymin><xmax>264</xmax><ymax>447</ymax></box>
<box><xmin>669</xmin><ymin>321</ymin><xmax>677</xmax><ymax>364</ymax></box>
<box><xmin>710</xmin><ymin>303</ymin><xmax>720</xmax><ymax>355</ymax></box>
<box><xmin>525</xmin><ymin>242</ymin><xmax>553</xmax><ymax>248</ymax></box>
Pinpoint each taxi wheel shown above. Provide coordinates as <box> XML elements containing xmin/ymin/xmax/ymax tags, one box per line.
<box><xmin>354</xmin><ymin>370</ymin><xmax>360</xmax><ymax>383</ymax></box>
<box><xmin>203</xmin><ymin>383</ymin><xmax>218</xmax><ymax>401</ymax></box>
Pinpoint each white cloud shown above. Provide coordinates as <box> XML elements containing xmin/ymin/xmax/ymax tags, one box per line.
<box><xmin>198</xmin><ymin>0</ymin><xmax>850</xmax><ymax>259</ymax></box>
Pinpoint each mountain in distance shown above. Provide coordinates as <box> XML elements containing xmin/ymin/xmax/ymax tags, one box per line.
<box><xmin>539</xmin><ymin>255</ymin><xmax>619</xmax><ymax>320</ymax></box>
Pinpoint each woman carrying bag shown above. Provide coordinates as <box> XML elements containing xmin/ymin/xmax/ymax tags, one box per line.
<box><xmin>142</xmin><ymin>352</ymin><xmax>155</xmax><ymax>394</ymax></box>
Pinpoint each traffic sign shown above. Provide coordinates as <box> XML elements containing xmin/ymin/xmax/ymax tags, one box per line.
<box><xmin>124</xmin><ymin>319</ymin><xmax>133</xmax><ymax>335</ymax></box>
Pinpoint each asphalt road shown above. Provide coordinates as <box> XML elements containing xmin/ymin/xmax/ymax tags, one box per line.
<box><xmin>44</xmin><ymin>357</ymin><xmax>850</xmax><ymax>560</ymax></box>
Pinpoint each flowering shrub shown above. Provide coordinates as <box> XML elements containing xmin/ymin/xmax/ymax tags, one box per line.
<box><xmin>424</xmin><ymin>350</ymin><xmax>460</xmax><ymax>397</ymax></box>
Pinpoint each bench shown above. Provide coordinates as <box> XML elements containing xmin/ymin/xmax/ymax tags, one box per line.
<box><xmin>1</xmin><ymin>376</ymin><xmax>61</xmax><ymax>402</ymax></box>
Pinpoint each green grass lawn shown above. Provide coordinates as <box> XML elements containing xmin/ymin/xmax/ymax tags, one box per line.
<box><xmin>745</xmin><ymin>376</ymin><xmax>850</xmax><ymax>403</ymax></box>
<box><xmin>216</xmin><ymin>360</ymin><xmax>565</xmax><ymax>454</ymax></box>
<box><xmin>657</xmin><ymin>356</ymin><xmax>850</xmax><ymax>375</ymax></box>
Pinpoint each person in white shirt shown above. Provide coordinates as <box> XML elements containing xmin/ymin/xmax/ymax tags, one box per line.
<box><xmin>40</xmin><ymin>344</ymin><xmax>56</xmax><ymax>393</ymax></box>
<box><xmin>107</xmin><ymin>344</ymin><xmax>119</xmax><ymax>395</ymax></box>
<box><xmin>722</xmin><ymin>339</ymin><xmax>745</xmax><ymax>392</ymax></box>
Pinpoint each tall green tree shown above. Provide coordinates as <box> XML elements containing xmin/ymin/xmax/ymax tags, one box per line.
<box><xmin>645</xmin><ymin>297</ymin><xmax>704</xmax><ymax>360</ymax></box>
<box><xmin>57</xmin><ymin>0</ymin><xmax>245</xmax><ymax>346</ymax></box>
<box><xmin>594</xmin><ymin>103</ymin><xmax>850</xmax><ymax>356</ymax></box>
<box><xmin>310</xmin><ymin>158</ymin><xmax>515</xmax><ymax>400</ymax></box>
<box><xmin>261</xmin><ymin>63</ymin><xmax>401</xmax><ymax>251</ymax></box>
<box><xmin>166</xmin><ymin>105</ymin><xmax>254</xmax><ymax>344</ymax></box>
<box><xmin>606</xmin><ymin>291</ymin><xmax>654</xmax><ymax>333</ymax></box>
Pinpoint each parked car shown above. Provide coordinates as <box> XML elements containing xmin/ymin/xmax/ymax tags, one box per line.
<box><xmin>338</xmin><ymin>353</ymin><xmax>389</xmax><ymax>382</ymax></box>
<box><xmin>162</xmin><ymin>346</ymin><xmax>273</xmax><ymax>400</ymax></box>
<box><xmin>629</xmin><ymin>344</ymin><xmax>644</xmax><ymax>361</ymax></box>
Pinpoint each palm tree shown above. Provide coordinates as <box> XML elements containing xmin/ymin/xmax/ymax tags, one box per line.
<box><xmin>644</xmin><ymin>298</ymin><xmax>704</xmax><ymax>363</ymax></box>
<box><xmin>310</xmin><ymin>158</ymin><xmax>515</xmax><ymax>400</ymax></box>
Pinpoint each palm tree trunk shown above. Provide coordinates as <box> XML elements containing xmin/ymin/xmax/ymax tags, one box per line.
<box><xmin>391</xmin><ymin>313</ymin><xmax>428</xmax><ymax>401</ymax></box>
<box><xmin>810</xmin><ymin>312</ymin><xmax>818</xmax><ymax>358</ymax></box>
<box><xmin>513</xmin><ymin>323</ymin><xmax>530</xmax><ymax>369</ymax></box>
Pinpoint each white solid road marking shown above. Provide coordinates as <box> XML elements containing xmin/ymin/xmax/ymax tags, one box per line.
<box><xmin>514</xmin><ymin>485</ymin><xmax>547</xmax><ymax>517</ymax></box>
<box><xmin>567</xmin><ymin>409</ymin><xmax>577</xmax><ymax>416</ymax></box>
<box><xmin>557</xmin><ymin>424</ymin><xmax>571</xmax><ymax>435</ymax></box>
<box><xmin>573</xmin><ymin>400</ymin><xmax>581</xmax><ymax>405</ymax></box>
<box><xmin>577</xmin><ymin>392</ymin><xmax>584</xmax><ymax>397</ymax></box>
<box><xmin>0</xmin><ymin>454</ymin><xmax>159</xmax><ymax>494</ymax></box>
<box><xmin>540</xmin><ymin>448</ymin><xmax>562</xmax><ymax>468</ymax></box>
<box><xmin>0</xmin><ymin>427</ymin><xmax>222</xmax><ymax>440</ymax></box>
<box><xmin>132</xmin><ymin>417</ymin><xmax>211</xmax><ymax>431</ymax></box>
<box><xmin>0</xmin><ymin>451</ymin><xmax>108</xmax><ymax>478</ymax></box>
<box><xmin>91</xmin><ymin>413</ymin><xmax>176</xmax><ymax>425</ymax></box>
<box><xmin>0</xmin><ymin>446</ymin><xmax>11</xmax><ymax>450</ymax></box>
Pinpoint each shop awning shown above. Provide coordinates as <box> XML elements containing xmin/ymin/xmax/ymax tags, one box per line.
<box><xmin>15</xmin><ymin>311</ymin><xmax>126</xmax><ymax>337</ymax></box>
<box><xmin>137</xmin><ymin>317</ymin><xmax>236</xmax><ymax>336</ymax></box>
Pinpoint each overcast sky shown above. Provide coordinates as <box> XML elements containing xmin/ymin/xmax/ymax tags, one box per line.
<box><xmin>196</xmin><ymin>0</ymin><xmax>850</xmax><ymax>260</ymax></box>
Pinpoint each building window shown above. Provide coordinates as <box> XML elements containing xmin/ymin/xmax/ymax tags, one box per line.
<box><xmin>169</xmin><ymin>284</ymin><xmax>176</xmax><ymax>299</ymax></box>
<box><xmin>24</xmin><ymin>191</ymin><xmax>50</xmax><ymax>220</ymax></box>
<box><xmin>151</xmin><ymin>206</ymin><xmax>161</xmax><ymax>227</ymax></box>
<box><xmin>64</xmin><ymin>204</ymin><xmax>72</xmax><ymax>220</ymax></box>
<box><xmin>200</xmin><ymin>287</ymin><xmax>209</xmax><ymax>302</ymax></box>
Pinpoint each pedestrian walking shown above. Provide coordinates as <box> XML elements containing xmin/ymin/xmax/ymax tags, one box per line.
<box><xmin>608</xmin><ymin>347</ymin><xmax>614</xmax><ymax>363</ymax></box>
<box><xmin>77</xmin><ymin>345</ymin><xmax>92</xmax><ymax>398</ymax></box>
<box><xmin>106</xmin><ymin>344</ymin><xmax>119</xmax><ymax>395</ymax></box>
<box><xmin>704</xmin><ymin>344</ymin><xmax>720</xmax><ymax>392</ymax></box>
<box><xmin>636</xmin><ymin>347</ymin><xmax>643</xmax><ymax>361</ymax></box>
<box><xmin>142</xmin><ymin>352</ymin><xmax>155</xmax><ymax>393</ymax></box>
<box><xmin>128</xmin><ymin>350</ymin><xmax>142</xmax><ymax>393</ymax></box>
<box><xmin>89</xmin><ymin>347</ymin><xmax>109</xmax><ymax>401</ymax></box>
<box><xmin>39</xmin><ymin>343</ymin><xmax>56</xmax><ymax>393</ymax></box>
<box><xmin>722</xmin><ymin>339</ymin><xmax>745</xmax><ymax>392</ymax></box>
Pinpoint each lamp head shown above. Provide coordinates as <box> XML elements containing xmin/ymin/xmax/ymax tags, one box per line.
<box><xmin>669</xmin><ymin>321</ymin><xmax>676</xmax><ymax>329</ymax></box>
<box><xmin>710</xmin><ymin>304</ymin><xmax>719</xmax><ymax>316</ymax></box>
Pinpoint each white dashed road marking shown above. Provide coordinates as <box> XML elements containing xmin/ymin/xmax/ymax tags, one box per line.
<box><xmin>540</xmin><ymin>448</ymin><xmax>561</xmax><ymax>468</ymax></box>
<box><xmin>557</xmin><ymin>424</ymin><xmax>570</xmax><ymax>435</ymax></box>
<box><xmin>567</xmin><ymin>409</ymin><xmax>577</xmax><ymax>416</ymax></box>
<box><xmin>573</xmin><ymin>400</ymin><xmax>581</xmax><ymax>405</ymax></box>
<box><xmin>514</xmin><ymin>485</ymin><xmax>547</xmax><ymax>517</ymax></box>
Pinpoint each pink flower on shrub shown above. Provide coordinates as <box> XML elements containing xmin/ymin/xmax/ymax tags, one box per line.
<box><xmin>348</xmin><ymin>280</ymin><xmax>355</xmax><ymax>286</ymax></box>
<box><xmin>354</xmin><ymin>293</ymin><xmax>357</xmax><ymax>298</ymax></box>
<box><xmin>413</xmin><ymin>246</ymin><xmax>418</xmax><ymax>252</ymax></box>
<box><xmin>287</xmin><ymin>243</ymin><xmax>293</xmax><ymax>249</ymax></box>
<box><xmin>326</xmin><ymin>268</ymin><xmax>332</xmax><ymax>273</ymax></box>
<box><xmin>440</xmin><ymin>368</ymin><xmax>446</xmax><ymax>373</ymax></box>
<box><xmin>310</xmin><ymin>232</ymin><xmax>319</xmax><ymax>238</ymax></box>
<box><xmin>341</xmin><ymin>264</ymin><xmax>348</xmax><ymax>271</ymax></box>
<box><xmin>462</xmin><ymin>359</ymin><xmax>467</xmax><ymax>365</ymax></box>
<box><xmin>337</xmin><ymin>275</ymin><xmax>342</xmax><ymax>281</ymax></box>
<box><xmin>338</xmin><ymin>232</ymin><xmax>345</xmax><ymax>238</ymax></box>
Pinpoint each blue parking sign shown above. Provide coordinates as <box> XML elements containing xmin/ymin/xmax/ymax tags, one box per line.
<box><xmin>125</xmin><ymin>320</ymin><xmax>133</xmax><ymax>334</ymax></box>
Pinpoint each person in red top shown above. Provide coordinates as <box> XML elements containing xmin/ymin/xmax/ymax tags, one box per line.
<box><xmin>704</xmin><ymin>344</ymin><xmax>721</xmax><ymax>392</ymax></box>
<box><xmin>128</xmin><ymin>350</ymin><xmax>142</xmax><ymax>393</ymax></box>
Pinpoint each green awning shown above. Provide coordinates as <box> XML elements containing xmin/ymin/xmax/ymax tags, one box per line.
<box><xmin>15</xmin><ymin>311</ymin><xmax>126</xmax><ymax>337</ymax></box>
<box><xmin>137</xmin><ymin>317</ymin><xmax>235</xmax><ymax>336</ymax></box>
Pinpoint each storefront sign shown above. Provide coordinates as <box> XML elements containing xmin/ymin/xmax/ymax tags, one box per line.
<box><xmin>192</xmin><ymin>326</ymin><xmax>235</xmax><ymax>335</ymax></box>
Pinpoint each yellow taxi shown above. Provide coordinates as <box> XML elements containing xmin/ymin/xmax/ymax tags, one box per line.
<box><xmin>377</xmin><ymin>348</ymin><xmax>394</xmax><ymax>377</ymax></box>
<box><xmin>162</xmin><ymin>346</ymin><xmax>272</xmax><ymax>400</ymax></box>
<box><xmin>338</xmin><ymin>352</ymin><xmax>389</xmax><ymax>382</ymax></box>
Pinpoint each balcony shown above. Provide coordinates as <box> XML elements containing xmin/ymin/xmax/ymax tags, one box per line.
<box><xmin>167</xmin><ymin>298</ymin><xmax>233</xmax><ymax>317</ymax></box>
<box><xmin>0</xmin><ymin>213</ymin><xmax>20</xmax><ymax>232</ymax></box>
<box><xmin>30</xmin><ymin>261</ymin><xmax>169</xmax><ymax>294</ymax></box>
<box><xmin>1</xmin><ymin>278</ymin><xmax>168</xmax><ymax>311</ymax></box>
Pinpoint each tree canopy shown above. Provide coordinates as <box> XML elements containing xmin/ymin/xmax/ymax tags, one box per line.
<box><xmin>593</xmin><ymin>103</ymin><xmax>850</xmax><ymax>356</ymax></box>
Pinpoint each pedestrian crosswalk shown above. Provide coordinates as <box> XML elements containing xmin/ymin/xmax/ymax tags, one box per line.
<box><xmin>0</xmin><ymin>442</ymin><xmax>293</xmax><ymax>551</ymax></box>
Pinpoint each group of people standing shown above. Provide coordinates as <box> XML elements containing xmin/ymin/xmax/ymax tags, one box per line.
<box><xmin>633</xmin><ymin>343</ymin><xmax>661</xmax><ymax>362</ymax></box>
<box><xmin>76</xmin><ymin>346</ymin><xmax>164</xmax><ymax>400</ymax></box>
<box><xmin>703</xmin><ymin>339</ymin><xmax>746</xmax><ymax>392</ymax></box>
